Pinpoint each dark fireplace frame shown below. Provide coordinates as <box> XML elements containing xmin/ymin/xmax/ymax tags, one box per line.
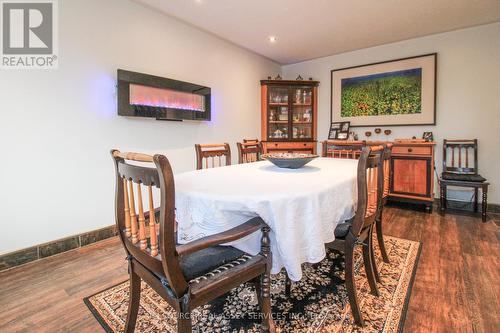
<box><xmin>117</xmin><ymin>69</ymin><xmax>211</xmax><ymax>121</ymax></box>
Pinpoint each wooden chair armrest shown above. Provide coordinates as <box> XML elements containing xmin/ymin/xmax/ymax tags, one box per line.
<box><xmin>176</xmin><ymin>217</ymin><xmax>266</xmax><ymax>256</ymax></box>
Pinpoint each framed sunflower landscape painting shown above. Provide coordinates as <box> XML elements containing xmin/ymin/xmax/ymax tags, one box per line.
<box><xmin>331</xmin><ymin>53</ymin><xmax>436</xmax><ymax>127</ymax></box>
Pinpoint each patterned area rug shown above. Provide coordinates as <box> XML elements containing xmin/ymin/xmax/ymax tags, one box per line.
<box><xmin>85</xmin><ymin>235</ymin><xmax>420</xmax><ymax>333</ymax></box>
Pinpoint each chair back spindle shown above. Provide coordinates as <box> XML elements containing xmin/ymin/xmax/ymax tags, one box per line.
<box><xmin>128</xmin><ymin>180</ymin><xmax>139</xmax><ymax>244</ymax></box>
<box><xmin>382</xmin><ymin>143</ymin><xmax>393</xmax><ymax>199</ymax></box>
<box><xmin>443</xmin><ymin>139</ymin><xmax>478</xmax><ymax>175</ymax></box>
<box><xmin>148</xmin><ymin>185</ymin><xmax>159</xmax><ymax>257</ymax></box>
<box><xmin>123</xmin><ymin>179</ymin><xmax>132</xmax><ymax>237</ymax></box>
<box><xmin>195</xmin><ymin>143</ymin><xmax>231</xmax><ymax>170</ymax></box>
<box><xmin>136</xmin><ymin>183</ymin><xmax>148</xmax><ymax>250</ymax></box>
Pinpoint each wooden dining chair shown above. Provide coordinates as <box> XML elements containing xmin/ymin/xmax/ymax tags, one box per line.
<box><xmin>368</xmin><ymin>142</ymin><xmax>392</xmax><ymax>265</ymax></box>
<box><xmin>440</xmin><ymin>139</ymin><xmax>489</xmax><ymax>221</ymax></box>
<box><xmin>286</xmin><ymin>140</ymin><xmax>364</xmax><ymax>296</ymax></box>
<box><xmin>195</xmin><ymin>143</ymin><xmax>231</xmax><ymax>170</ymax></box>
<box><xmin>321</xmin><ymin>140</ymin><xmax>365</xmax><ymax>159</ymax></box>
<box><xmin>111</xmin><ymin>150</ymin><xmax>275</xmax><ymax>332</ymax></box>
<box><xmin>324</xmin><ymin>140</ymin><xmax>391</xmax><ymax>266</ymax></box>
<box><xmin>326</xmin><ymin>145</ymin><xmax>384</xmax><ymax>326</ymax></box>
<box><xmin>237</xmin><ymin>141</ymin><xmax>262</xmax><ymax>164</ymax></box>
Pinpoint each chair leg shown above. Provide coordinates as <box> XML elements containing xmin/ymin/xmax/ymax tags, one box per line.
<box><xmin>284</xmin><ymin>275</ymin><xmax>292</xmax><ymax>296</ymax></box>
<box><xmin>482</xmin><ymin>186</ymin><xmax>488</xmax><ymax>222</ymax></box>
<box><xmin>440</xmin><ymin>184</ymin><xmax>446</xmax><ymax>213</ymax></box>
<box><xmin>443</xmin><ymin>185</ymin><xmax>448</xmax><ymax>210</ymax></box>
<box><xmin>259</xmin><ymin>271</ymin><xmax>275</xmax><ymax>333</ymax></box>
<box><xmin>362</xmin><ymin>233</ymin><xmax>379</xmax><ymax>297</ymax></box>
<box><xmin>259</xmin><ymin>225</ymin><xmax>275</xmax><ymax>333</ymax></box>
<box><xmin>474</xmin><ymin>187</ymin><xmax>479</xmax><ymax>212</ymax></box>
<box><xmin>369</xmin><ymin>229</ymin><xmax>381</xmax><ymax>283</ymax></box>
<box><xmin>177</xmin><ymin>314</ymin><xmax>192</xmax><ymax>333</ymax></box>
<box><xmin>376</xmin><ymin>209</ymin><xmax>390</xmax><ymax>264</ymax></box>
<box><xmin>177</xmin><ymin>298</ymin><xmax>192</xmax><ymax>333</ymax></box>
<box><xmin>124</xmin><ymin>262</ymin><xmax>141</xmax><ymax>333</ymax></box>
<box><xmin>345</xmin><ymin>244</ymin><xmax>364</xmax><ymax>326</ymax></box>
<box><xmin>253</xmin><ymin>276</ymin><xmax>263</xmax><ymax>307</ymax></box>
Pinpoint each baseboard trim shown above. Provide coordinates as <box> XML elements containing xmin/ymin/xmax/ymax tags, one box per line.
<box><xmin>0</xmin><ymin>225</ymin><xmax>117</xmax><ymax>272</ymax></box>
<box><xmin>433</xmin><ymin>198</ymin><xmax>500</xmax><ymax>213</ymax></box>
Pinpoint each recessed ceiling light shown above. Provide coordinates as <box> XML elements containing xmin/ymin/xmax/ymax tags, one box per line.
<box><xmin>268</xmin><ymin>36</ymin><xmax>277</xmax><ymax>43</ymax></box>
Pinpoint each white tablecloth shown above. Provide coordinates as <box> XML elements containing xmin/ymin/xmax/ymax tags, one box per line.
<box><xmin>174</xmin><ymin>158</ymin><xmax>358</xmax><ymax>281</ymax></box>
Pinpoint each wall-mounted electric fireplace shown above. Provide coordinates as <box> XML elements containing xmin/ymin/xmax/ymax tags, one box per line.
<box><xmin>117</xmin><ymin>69</ymin><xmax>211</xmax><ymax>121</ymax></box>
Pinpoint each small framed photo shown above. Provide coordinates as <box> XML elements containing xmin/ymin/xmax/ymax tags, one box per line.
<box><xmin>422</xmin><ymin>131</ymin><xmax>433</xmax><ymax>142</ymax></box>
<box><xmin>330</xmin><ymin>122</ymin><xmax>341</xmax><ymax>130</ymax></box>
<box><xmin>337</xmin><ymin>132</ymin><xmax>348</xmax><ymax>140</ymax></box>
<box><xmin>328</xmin><ymin>129</ymin><xmax>338</xmax><ymax>140</ymax></box>
<box><xmin>329</xmin><ymin>121</ymin><xmax>350</xmax><ymax>140</ymax></box>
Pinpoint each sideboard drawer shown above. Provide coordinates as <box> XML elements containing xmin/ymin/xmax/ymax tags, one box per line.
<box><xmin>269</xmin><ymin>142</ymin><xmax>313</xmax><ymax>148</ymax></box>
<box><xmin>263</xmin><ymin>141</ymin><xmax>316</xmax><ymax>154</ymax></box>
<box><xmin>392</xmin><ymin>146</ymin><xmax>431</xmax><ymax>156</ymax></box>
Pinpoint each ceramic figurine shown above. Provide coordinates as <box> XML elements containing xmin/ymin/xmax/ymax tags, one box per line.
<box><xmin>295</xmin><ymin>90</ymin><xmax>301</xmax><ymax>103</ymax></box>
<box><xmin>304</xmin><ymin>109</ymin><xmax>311</xmax><ymax>122</ymax></box>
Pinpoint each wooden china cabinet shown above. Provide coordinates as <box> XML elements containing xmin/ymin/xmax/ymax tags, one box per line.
<box><xmin>260</xmin><ymin>79</ymin><xmax>319</xmax><ymax>154</ymax></box>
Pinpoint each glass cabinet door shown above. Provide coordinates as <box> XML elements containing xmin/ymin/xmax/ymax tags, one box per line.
<box><xmin>291</xmin><ymin>87</ymin><xmax>313</xmax><ymax>140</ymax></box>
<box><xmin>267</xmin><ymin>87</ymin><xmax>289</xmax><ymax>140</ymax></box>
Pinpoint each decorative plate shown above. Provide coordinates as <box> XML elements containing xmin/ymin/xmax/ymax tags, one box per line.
<box><xmin>262</xmin><ymin>153</ymin><xmax>319</xmax><ymax>169</ymax></box>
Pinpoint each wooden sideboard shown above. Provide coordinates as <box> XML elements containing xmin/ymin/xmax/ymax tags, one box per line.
<box><xmin>322</xmin><ymin>139</ymin><xmax>436</xmax><ymax>211</ymax></box>
<box><xmin>261</xmin><ymin>79</ymin><xmax>319</xmax><ymax>154</ymax></box>
<box><xmin>389</xmin><ymin>141</ymin><xmax>436</xmax><ymax>211</ymax></box>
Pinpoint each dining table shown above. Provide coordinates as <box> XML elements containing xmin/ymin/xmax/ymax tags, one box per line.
<box><xmin>174</xmin><ymin>157</ymin><xmax>358</xmax><ymax>281</ymax></box>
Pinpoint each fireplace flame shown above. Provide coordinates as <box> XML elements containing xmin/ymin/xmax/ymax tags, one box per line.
<box><xmin>129</xmin><ymin>84</ymin><xmax>205</xmax><ymax>112</ymax></box>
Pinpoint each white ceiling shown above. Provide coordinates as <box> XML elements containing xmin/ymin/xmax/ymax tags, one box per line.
<box><xmin>136</xmin><ymin>0</ymin><xmax>500</xmax><ymax>64</ymax></box>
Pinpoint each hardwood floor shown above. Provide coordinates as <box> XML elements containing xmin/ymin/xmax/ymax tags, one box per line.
<box><xmin>0</xmin><ymin>206</ymin><xmax>498</xmax><ymax>332</ymax></box>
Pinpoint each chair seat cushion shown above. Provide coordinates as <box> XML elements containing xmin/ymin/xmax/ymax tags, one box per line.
<box><xmin>442</xmin><ymin>172</ymin><xmax>486</xmax><ymax>182</ymax></box>
<box><xmin>179</xmin><ymin>245</ymin><xmax>246</xmax><ymax>281</ymax></box>
<box><xmin>334</xmin><ymin>220</ymin><xmax>352</xmax><ymax>239</ymax></box>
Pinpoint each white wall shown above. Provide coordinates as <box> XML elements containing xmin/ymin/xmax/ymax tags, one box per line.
<box><xmin>0</xmin><ymin>0</ymin><xmax>280</xmax><ymax>254</ymax></box>
<box><xmin>283</xmin><ymin>23</ymin><xmax>500</xmax><ymax>205</ymax></box>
